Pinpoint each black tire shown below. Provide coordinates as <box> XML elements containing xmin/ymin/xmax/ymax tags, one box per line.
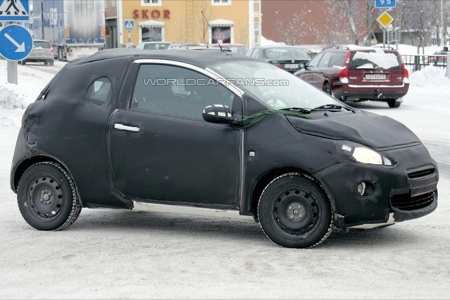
<box><xmin>17</xmin><ymin>162</ymin><xmax>81</xmax><ymax>231</ymax></box>
<box><xmin>258</xmin><ymin>173</ymin><xmax>333</xmax><ymax>248</ymax></box>
<box><xmin>48</xmin><ymin>60</ymin><xmax>54</xmax><ymax>66</ymax></box>
<box><xmin>20</xmin><ymin>60</ymin><xmax>26</xmax><ymax>65</ymax></box>
<box><xmin>387</xmin><ymin>99</ymin><xmax>401</xmax><ymax>108</ymax></box>
<box><xmin>323</xmin><ymin>82</ymin><xmax>332</xmax><ymax>96</ymax></box>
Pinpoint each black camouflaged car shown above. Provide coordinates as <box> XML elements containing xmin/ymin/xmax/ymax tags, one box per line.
<box><xmin>10</xmin><ymin>49</ymin><xmax>438</xmax><ymax>248</ymax></box>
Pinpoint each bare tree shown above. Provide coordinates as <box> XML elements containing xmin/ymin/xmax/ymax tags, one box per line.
<box><xmin>274</xmin><ymin>11</ymin><xmax>309</xmax><ymax>45</ymax></box>
<box><xmin>193</xmin><ymin>0</ymin><xmax>213</xmax><ymax>44</ymax></box>
<box><xmin>397</xmin><ymin>0</ymin><xmax>439</xmax><ymax>47</ymax></box>
<box><xmin>342</xmin><ymin>0</ymin><xmax>359</xmax><ymax>44</ymax></box>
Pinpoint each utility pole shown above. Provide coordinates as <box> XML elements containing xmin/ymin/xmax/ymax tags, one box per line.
<box><xmin>441</xmin><ymin>0</ymin><xmax>445</xmax><ymax>46</ymax></box>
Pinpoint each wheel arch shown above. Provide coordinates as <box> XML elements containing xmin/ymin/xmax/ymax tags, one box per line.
<box><xmin>249</xmin><ymin>167</ymin><xmax>336</xmax><ymax>221</ymax></box>
<box><xmin>12</xmin><ymin>155</ymin><xmax>83</xmax><ymax>205</ymax></box>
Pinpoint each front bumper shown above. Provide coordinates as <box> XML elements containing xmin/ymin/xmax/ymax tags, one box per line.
<box><xmin>318</xmin><ymin>143</ymin><xmax>438</xmax><ymax>229</ymax></box>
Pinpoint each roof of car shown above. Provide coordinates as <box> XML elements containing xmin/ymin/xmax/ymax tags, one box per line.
<box><xmin>322</xmin><ymin>45</ymin><xmax>399</xmax><ymax>52</ymax></box>
<box><xmin>251</xmin><ymin>45</ymin><xmax>306</xmax><ymax>49</ymax></box>
<box><xmin>71</xmin><ymin>48</ymin><xmax>253</xmax><ymax>68</ymax></box>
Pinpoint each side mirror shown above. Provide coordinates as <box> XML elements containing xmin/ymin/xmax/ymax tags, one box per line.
<box><xmin>202</xmin><ymin>104</ymin><xmax>234</xmax><ymax>124</ymax></box>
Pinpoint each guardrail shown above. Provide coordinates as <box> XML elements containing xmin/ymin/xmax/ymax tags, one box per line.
<box><xmin>402</xmin><ymin>54</ymin><xmax>447</xmax><ymax>72</ymax></box>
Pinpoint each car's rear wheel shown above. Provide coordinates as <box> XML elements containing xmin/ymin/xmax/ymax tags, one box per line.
<box><xmin>258</xmin><ymin>173</ymin><xmax>333</xmax><ymax>248</ymax></box>
<box><xmin>17</xmin><ymin>162</ymin><xmax>81</xmax><ymax>231</ymax></box>
<box><xmin>387</xmin><ymin>99</ymin><xmax>401</xmax><ymax>108</ymax></box>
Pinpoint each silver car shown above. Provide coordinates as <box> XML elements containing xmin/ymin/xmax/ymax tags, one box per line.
<box><xmin>20</xmin><ymin>39</ymin><xmax>54</xmax><ymax>66</ymax></box>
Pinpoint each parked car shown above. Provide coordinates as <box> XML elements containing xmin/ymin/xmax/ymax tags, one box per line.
<box><xmin>11</xmin><ymin>49</ymin><xmax>438</xmax><ymax>248</ymax></box>
<box><xmin>20</xmin><ymin>39</ymin><xmax>54</xmax><ymax>66</ymax></box>
<box><xmin>136</xmin><ymin>42</ymin><xmax>172</xmax><ymax>50</ymax></box>
<box><xmin>210</xmin><ymin>43</ymin><xmax>248</xmax><ymax>55</ymax></box>
<box><xmin>246</xmin><ymin>45</ymin><xmax>311</xmax><ymax>73</ymax></box>
<box><xmin>295</xmin><ymin>45</ymin><xmax>409</xmax><ymax>108</ymax></box>
<box><xmin>429</xmin><ymin>47</ymin><xmax>448</xmax><ymax>66</ymax></box>
<box><xmin>168</xmin><ymin>43</ymin><xmax>207</xmax><ymax>49</ymax></box>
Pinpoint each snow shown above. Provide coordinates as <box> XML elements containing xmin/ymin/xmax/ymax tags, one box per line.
<box><xmin>1</xmin><ymin>51</ymin><xmax>450</xmax><ymax>299</ymax></box>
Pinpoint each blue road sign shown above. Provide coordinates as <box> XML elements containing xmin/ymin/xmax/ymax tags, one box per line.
<box><xmin>0</xmin><ymin>24</ymin><xmax>33</xmax><ymax>61</ymax></box>
<box><xmin>0</xmin><ymin>0</ymin><xmax>30</xmax><ymax>21</ymax></box>
<box><xmin>375</xmin><ymin>0</ymin><xmax>396</xmax><ymax>9</ymax></box>
<box><xmin>124</xmin><ymin>20</ymin><xmax>135</xmax><ymax>31</ymax></box>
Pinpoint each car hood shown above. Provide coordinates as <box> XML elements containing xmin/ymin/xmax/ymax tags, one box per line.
<box><xmin>287</xmin><ymin>111</ymin><xmax>421</xmax><ymax>150</ymax></box>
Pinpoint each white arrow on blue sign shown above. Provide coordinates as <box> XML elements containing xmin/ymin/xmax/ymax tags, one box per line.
<box><xmin>0</xmin><ymin>24</ymin><xmax>33</xmax><ymax>61</ymax></box>
<box><xmin>375</xmin><ymin>0</ymin><xmax>396</xmax><ymax>8</ymax></box>
<box><xmin>124</xmin><ymin>20</ymin><xmax>135</xmax><ymax>31</ymax></box>
<box><xmin>0</xmin><ymin>0</ymin><xmax>30</xmax><ymax>21</ymax></box>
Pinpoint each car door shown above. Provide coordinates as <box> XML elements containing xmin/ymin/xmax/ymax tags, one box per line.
<box><xmin>296</xmin><ymin>52</ymin><xmax>324</xmax><ymax>86</ymax></box>
<box><xmin>309</xmin><ymin>51</ymin><xmax>334</xmax><ymax>89</ymax></box>
<box><xmin>108</xmin><ymin>62</ymin><xmax>242</xmax><ymax>207</ymax></box>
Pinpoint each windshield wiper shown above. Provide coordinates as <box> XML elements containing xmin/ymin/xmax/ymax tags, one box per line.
<box><xmin>281</xmin><ymin>107</ymin><xmax>311</xmax><ymax>114</ymax></box>
<box><xmin>312</xmin><ymin>104</ymin><xmax>342</xmax><ymax>111</ymax></box>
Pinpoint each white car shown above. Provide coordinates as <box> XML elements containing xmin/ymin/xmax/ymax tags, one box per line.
<box><xmin>20</xmin><ymin>39</ymin><xmax>54</xmax><ymax>66</ymax></box>
<box><xmin>136</xmin><ymin>42</ymin><xmax>172</xmax><ymax>50</ymax></box>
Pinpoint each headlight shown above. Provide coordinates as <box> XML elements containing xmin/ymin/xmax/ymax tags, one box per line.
<box><xmin>340</xmin><ymin>142</ymin><xmax>393</xmax><ymax>166</ymax></box>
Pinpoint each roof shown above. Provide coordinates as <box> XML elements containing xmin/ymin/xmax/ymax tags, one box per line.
<box><xmin>70</xmin><ymin>48</ymin><xmax>253</xmax><ymax>68</ymax></box>
<box><xmin>251</xmin><ymin>45</ymin><xmax>307</xmax><ymax>49</ymax></box>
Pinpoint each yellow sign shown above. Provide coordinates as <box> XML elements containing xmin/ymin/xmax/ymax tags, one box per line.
<box><xmin>377</xmin><ymin>11</ymin><xmax>394</xmax><ymax>28</ymax></box>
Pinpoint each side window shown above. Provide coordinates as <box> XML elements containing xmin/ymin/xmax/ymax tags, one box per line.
<box><xmin>329</xmin><ymin>51</ymin><xmax>347</xmax><ymax>67</ymax></box>
<box><xmin>317</xmin><ymin>51</ymin><xmax>334</xmax><ymax>68</ymax></box>
<box><xmin>307</xmin><ymin>53</ymin><xmax>324</xmax><ymax>67</ymax></box>
<box><xmin>250</xmin><ymin>48</ymin><xmax>260</xmax><ymax>58</ymax></box>
<box><xmin>87</xmin><ymin>77</ymin><xmax>112</xmax><ymax>105</ymax></box>
<box><xmin>131</xmin><ymin>64</ymin><xmax>235</xmax><ymax>120</ymax></box>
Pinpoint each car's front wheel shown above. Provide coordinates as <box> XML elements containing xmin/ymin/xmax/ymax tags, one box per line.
<box><xmin>258</xmin><ymin>173</ymin><xmax>333</xmax><ymax>248</ymax></box>
<box><xmin>17</xmin><ymin>162</ymin><xmax>81</xmax><ymax>231</ymax></box>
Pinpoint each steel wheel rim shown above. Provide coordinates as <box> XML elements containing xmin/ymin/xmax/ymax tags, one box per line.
<box><xmin>272</xmin><ymin>188</ymin><xmax>319</xmax><ymax>235</ymax></box>
<box><xmin>26</xmin><ymin>176</ymin><xmax>64</xmax><ymax>221</ymax></box>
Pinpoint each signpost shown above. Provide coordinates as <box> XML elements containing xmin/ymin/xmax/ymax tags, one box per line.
<box><xmin>377</xmin><ymin>10</ymin><xmax>395</xmax><ymax>49</ymax></box>
<box><xmin>0</xmin><ymin>0</ymin><xmax>31</xmax><ymax>84</ymax></box>
<box><xmin>124</xmin><ymin>20</ymin><xmax>134</xmax><ymax>48</ymax></box>
<box><xmin>0</xmin><ymin>0</ymin><xmax>30</xmax><ymax>21</ymax></box>
<box><xmin>0</xmin><ymin>24</ymin><xmax>33</xmax><ymax>61</ymax></box>
<box><xmin>375</xmin><ymin>0</ymin><xmax>396</xmax><ymax>9</ymax></box>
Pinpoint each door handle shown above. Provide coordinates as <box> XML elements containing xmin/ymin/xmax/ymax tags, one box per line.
<box><xmin>114</xmin><ymin>123</ymin><xmax>140</xmax><ymax>133</ymax></box>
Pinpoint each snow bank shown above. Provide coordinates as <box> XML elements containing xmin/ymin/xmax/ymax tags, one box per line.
<box><xmin>0</xmin><ymin>82</ymin><xmax>29</xmax><ymax>110</ymax></box>
<box><xmin>409</xmin><ymin>65</ymin><xmax>450</xmax><ymax>97</ymax></box>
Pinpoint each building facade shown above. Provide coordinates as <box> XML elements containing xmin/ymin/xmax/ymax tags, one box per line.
<box><xmin>261</xmin><ymin>0</ymin><xmax>369</xmax><ymax>46</ymax></box>
<box><xmin>105</xmin><ymin>0</ymin><xmax>261</xmax><ymax>48</ymax></box>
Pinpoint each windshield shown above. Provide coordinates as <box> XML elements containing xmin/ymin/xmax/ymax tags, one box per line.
<box><xmin>263</xmin><ymin>47</ymin><xmax>310</xmax><ymax>60</ymax></box>
<box><xmin>350</xmin><ymin>51</ymin><xmax>402</xmax><ymax>70</ymax></box>
<box><xmin>209</xmin><ymin>60</ymin><xmax>341</xmax><ymax>110</ymax></box>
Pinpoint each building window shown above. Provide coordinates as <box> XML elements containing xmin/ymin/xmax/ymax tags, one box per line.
<box><xmin>142</xmin><ymin>0</ymin><xmax>161</xmax><ymax>6</ymax></box>
<box><xmin>211</xmin><ymin>26</ymin><xmax>231</xmax><ymax>43</ymax></box>
<box><xmin>142</xmin><ymin>27</ymin><xmax>162</xmax><ymax>42</ymax></box>
<box><xmin>212</xmin><ymin>0</ymin><xmax>231</xmax><ymax>6</ymax></box>
<box><xmin>139</xmin><ymin>20</ymin><xmax>165</xmax><ymax>42</ymax></box>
